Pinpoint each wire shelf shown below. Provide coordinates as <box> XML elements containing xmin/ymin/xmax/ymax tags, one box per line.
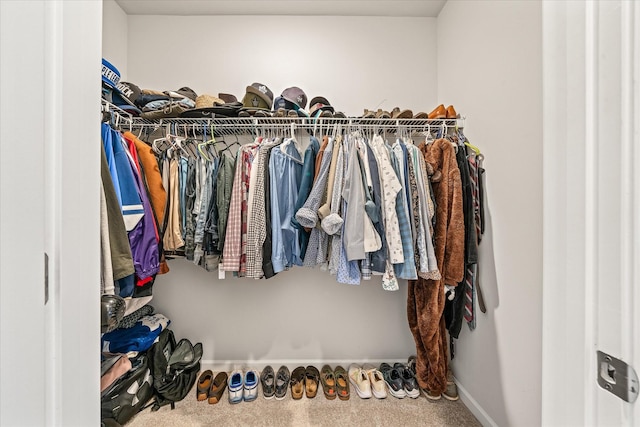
<box><xmin>102</xmin><ymin>101</ymin><xmax>465</xmax><ymax>134</ymax></box>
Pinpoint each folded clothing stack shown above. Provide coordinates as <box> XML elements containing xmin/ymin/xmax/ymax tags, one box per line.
<box><xmin>101</xmin><ymin>313</ymin><xmax>170</xmax><ymax>354</ymax></box>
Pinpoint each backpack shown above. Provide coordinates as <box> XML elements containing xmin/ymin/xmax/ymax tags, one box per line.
<box><xmin>101</xmin><ymin>354</ymin><xmax>154</xmax><ymax>424</ymax></box>
<box><xmin>147</xmin><ymin>328</ymin><xmax>203</xmax><ymax>411</ymax></box>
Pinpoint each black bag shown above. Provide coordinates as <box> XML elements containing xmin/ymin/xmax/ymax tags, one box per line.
<box><xmin>147</xmin><ymin>328</ymin><xmax>203</xmax><ymax>411</ymax></box>
<box><xmin>101</xmin><ymin>354</ymin><xmax>154</xmax><ymax>425</ymax></box>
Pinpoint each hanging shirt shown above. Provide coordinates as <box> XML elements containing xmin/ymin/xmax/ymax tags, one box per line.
<box><xmin>112</xmin><ymin>131</ymin><xmax>144</xmax><ymax>231</ymax></box>
<box><xmin>291</xmin><ymin>136</ymin><xmax>320</xmax><ymax>259</ymax></box>
<box><xmin>270</xmin><ymin>140</ymin><xmax>304</xmax><ymax>273</ymax></box>
<box><xmin>101</xmin><ymin>123</ymin><xmax>122</xmax><ymax>207</ymax></box>
<box><xmin>369</xmin><ymin>135</ymin><xmax>403</xmax><ymax>264</ymax></box>
<box><xmin>222</xmin><ymin>141</ymin><xmax>259</xmax><ymax>272</ymax></box>
<box><xmin>246</xmin><ymin>138</ymin><xmax>282</xmax><ymax>279</ymax></box>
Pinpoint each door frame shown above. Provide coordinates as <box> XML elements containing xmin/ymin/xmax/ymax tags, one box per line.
<box><xmin>542</xmin><ymin>1</ymin><xmax>640</xmax><ymax>425</ymax></box>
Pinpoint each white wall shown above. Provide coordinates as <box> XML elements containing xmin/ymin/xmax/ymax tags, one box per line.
<box><xmin>127</xmin><ymin>15</ymin><xmax>438</xmax><ymax>117</ymax></box>
<box><xmin>103</xmin><ymin>0</ymin><xmax>128</xmax><ymax>78</ymax></box>
<box><xmin>124</xmin><ymin>15</ymin><xmax>438</xmax><ymax>365</ymax></box>
<box><xmin>437</xmin><ymin>1</ymin><xmax>542</xmax><ymax>426</ymax></box>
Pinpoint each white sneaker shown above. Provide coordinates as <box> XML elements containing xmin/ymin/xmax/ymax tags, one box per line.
<box><xmin>348</xmin><ymin>364</ymin><xmax>372</xmax><ymax>399</ymax></box>
<box><xmin>363</xmin><ymin>364</ymin><xmax>387</xmax><ymax>399</ymax></box>
<box><xmin>228</xmin><ymin>370</ymin><xmax>244</xmax><ymax>404</ymax></box>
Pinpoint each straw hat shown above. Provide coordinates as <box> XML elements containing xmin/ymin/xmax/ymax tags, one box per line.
<box><xmin>195</xmin><ymin>94</ymin><xmax>225</xmax><ymax>109</ymax></box>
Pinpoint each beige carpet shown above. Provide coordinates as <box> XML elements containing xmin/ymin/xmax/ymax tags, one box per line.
<box><xmin>128</xmin><ymin>379</ymin><xmax>480</xmax><ymax>427</ymax></box>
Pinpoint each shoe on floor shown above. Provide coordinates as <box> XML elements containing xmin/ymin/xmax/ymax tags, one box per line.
<box><xmin>244</xmin><ymin>370</ymin><xmax>259</xmax><ymax>402</ymax></box>
<box><xmin>275</xmin><ymin>365</ymin><xmax>290</xmax><ymax>400</ymax></box>
<box><xmin>443</xmin><ymin>371</ymin><xmax>459</xmax><ymax>401</ymax></box>
<box><xmin>334</xmin><ymin>365</ymin><xmax>350</xmax><ymax>401</ymax></box>
<box><xmin>320</xmin><ymin>365</ymin><xmax>337</xmax><ymax>400</ymax></box>
<box><xmin>348</xmin><ymin>364</ymin><xmax>372</xmax><ymax>399</ymax></box>
<box><xmin>424</xmin><ymin>388</ymin><xmax>442</xmax><ymax>401</ymax></box>
<box><xmin>363</xmin><ymin>363</ymin><xmax>387</xmax><ymax>399</ymax></box>
<box><xmin>196</xmin><ymin>370</ymin><xmax>213</xmax><ymax>401</ymax></box>
<box><xmin>394</xmin><ymin>363</ymin><xmax>420</xmax><ymax>399</ymax></box>
<box><xmin>290</xmin><ymin>366</ymin><xmax>305</xmax><ymax>400</ymax></box>
<box><xmin>379</xmin><ymin>363</ymin><xmax>406</xmax><ymax>399</ymax></box>
<box><xmin>305</xmin><ymin>366</ymin><xmax>320</xmax><ymax>398</ymax></box>
<box><xmin>208</xmin><ymin>372</ymin><xmax>228</xmax><ymax>404</ymax></box>
<box><xmin>228</xmin><ymin>370</ymin><xmax>244</xmax><ymax>404</ymax></box>
<box><xmin>260</xmin><ymin>365</ymin><xmax>275</xmax><ymax>399</ymax></box>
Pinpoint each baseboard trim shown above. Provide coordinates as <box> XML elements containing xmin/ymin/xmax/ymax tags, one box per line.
<box><xmin>455</xmin><ymin>379</ymin><xmax>498</xmax><ymax>427</ymax></box>
<box><xmin>200</xmin><ymin>359</ymin><xmax>402</xmax><ymax>371</ymax></box>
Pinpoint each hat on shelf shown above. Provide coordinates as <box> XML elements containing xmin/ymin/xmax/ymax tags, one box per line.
<box><xmin>111</xmin><ymin>82</ymin><xmax>143</xmax><ymax>116</ymax></box>
<box><xmin>180</xmin><ymin>93</ymin><xmax>243</xmax><ymax>118</ymax></box>
<box><xmin>101</xmin><ymin>58</ymin><xmax>121</xmax><ymax>90</ymax></box>
<box><xmin>164</xmin><ymin>87</ymin><xmax>198</xmax><ymax>102</ymax></box>
<box><xmin>308</xmin><ymin>96</ymin><xmax>335</xmax><ymax>117</ymax></box>
<box><xmin>273</xmin><ymin>86</ymin><xmax>308</xmax><ymax>117</ymax></box>
<box><xmin>195</xmin><ymin>94</ymin><xmax>225</xmax><ymax>109</ymax></box>
<box><xmin>239</xmin><ymin>82</ymin><xmax>274</xmax><ymax>116</ymax></box>
<box><xmin>218</xmin><ymin>93</ymin><xmax>238</xmax><ymax>104</ymax></box>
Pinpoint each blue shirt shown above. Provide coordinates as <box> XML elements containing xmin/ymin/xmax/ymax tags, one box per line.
<box><xmin>270</xmin><ymin>141</ymin><xmax>303</xmax><ymax>273</ymax></box>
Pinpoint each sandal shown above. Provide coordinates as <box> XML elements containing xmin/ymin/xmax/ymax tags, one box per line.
<box><xmin>290</xmin><ymin>366</ymin><xmax>305</xmax><ymax>400</ymax></box>
<box><xmin>320</xmin><ymin>365</ymin><xmax>336</xmax><ymax>400</ymax></box>
<box><xmin>334</xmin><ymin>365</ymin><xmax>350</xmax><ymax>401</ymax></box>
<box><xmin>208</xmin><ymin>371</ymin><xmax>228</xmax><ymax>404</ymax></box>
<box><xmin>304</xmin><ymin>366</ymin><xmax>320</xmax><ymax>398</ymax></box>
<box><xmin>196</xmin><ymin>370</ymin><xmax>213</xmax><ymax>401</ymax></box>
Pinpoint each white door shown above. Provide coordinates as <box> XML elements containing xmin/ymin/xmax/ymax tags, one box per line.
<box><xmin>0</xmin><ymin>1</ymin><xmax>101</xmax><ymax>425</ymax></box>
<box><xmin>542</xmin><ymin>1</ymin><xmax>640</xmax><ymax>426</ymax></box>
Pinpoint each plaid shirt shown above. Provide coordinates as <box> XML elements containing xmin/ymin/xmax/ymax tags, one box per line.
<box><xmin>222</xmin><ymin>142</ymin><xmax>259</xmax><ymax>271</ymax></box>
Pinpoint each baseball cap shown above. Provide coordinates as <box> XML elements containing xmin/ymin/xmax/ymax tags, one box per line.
<box><xmin>246</xmin><ymin>83</ymin><xmax>273</xmax><ymax>109</ymax></box>
<box><xmin>101</xmin><ymin>58</ymin><xmax>120</xmax><ymax>89</ymax></box>
<box><xmin>111</xmin><ymin>82</ymin><xmax>143</xmax><ymax>115</ymax></box>
<box><xmin>281</xmin><ymin>86</ymin><xmax>307</xmax><ymax>109</ymax></box>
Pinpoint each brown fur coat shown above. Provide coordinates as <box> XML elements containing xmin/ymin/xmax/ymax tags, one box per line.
<box><xmin>407</xmin><ymin>138</ymin><xmax>465</xmax><ymax>394</ymax></box>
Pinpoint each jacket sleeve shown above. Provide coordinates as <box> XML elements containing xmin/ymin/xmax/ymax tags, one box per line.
<box><xmin>443</xmin><ymin>164</ymin><xmax>466</xmax><ymax>286</ymax></box>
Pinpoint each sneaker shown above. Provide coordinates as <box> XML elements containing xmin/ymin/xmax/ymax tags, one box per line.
<box><xmin>363</xmin><ymin>364</ymin><xmax>387</xmax><ymax>399</ymax></box>
<box><xmin>243</xmin><ymin>370</ymin><xmax>259</xmax><ymax>402</ymax></box>
<box><xmin>443</xmin><ymin>371</ymin><xmax>459</xmax><ymax>401</ymax></box>
<box><xmin>260</xmin><ymin>365</ymin><xmax>275</xmax><ymax>399</ymax></box>
<box><xmin>379</xmin><ymin>363</ymin><xmax>406</xmax><ymax>398</ymax></box>
<box><xmin>348</xmin><ymin>364</ymin><xmax>372</xmax><ymax>399</ymax></box>
<box><xmin>228</xmin><ymin>370</ymin><xmax>244</xmax><ymax>404</ymax></box>
<box><xmin>394</xmin><ymin>363</ymin><xmax>420</xmax><ymax>399</ymax></box>
<box><xmin>274</xmin><ymin>365</ymin><xmax>290</xmax><ymax>400</ymax></box>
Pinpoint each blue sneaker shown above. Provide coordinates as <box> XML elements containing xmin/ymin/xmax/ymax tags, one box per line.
<box><xmin>244</xmin><ymin>370</ymin><xmax>259</xmax><ymax>402</ymax></box>
<box><xmin>228</xmin><ymin>370</ymin><xmax>244</xmax><ymax>404</ymax></box>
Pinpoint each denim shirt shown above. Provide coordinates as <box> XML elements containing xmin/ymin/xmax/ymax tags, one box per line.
<box><xmin>271</xmin><ymin>141</ymin><xmax>304</xmax><ymax>273</ymax></box>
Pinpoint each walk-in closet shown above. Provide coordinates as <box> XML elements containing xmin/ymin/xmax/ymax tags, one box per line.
<box><xmin>3</xmin><ymin>1</ymin><xmax>639</xmax><ymax>427</ymax></box>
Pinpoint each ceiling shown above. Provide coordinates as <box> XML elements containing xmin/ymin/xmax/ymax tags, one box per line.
<box><xmin>115</xmin><ymin>0</ymin><xmax>447</xmax><ymax>17</ymax></box>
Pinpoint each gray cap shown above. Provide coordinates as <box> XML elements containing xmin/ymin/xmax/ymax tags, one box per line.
<box><xmin>282</xmin><ymin>86</ymin><xmax>307</xmax><ymax>109</ymax></box>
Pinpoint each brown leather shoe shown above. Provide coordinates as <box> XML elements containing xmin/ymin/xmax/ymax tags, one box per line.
<box><xmin>446</xmin><ymin>105</ymin><xmax>458</xmax><ymax>119</ymax></box>
<box><xmin>428</xmin><ymin>104</ymin><xmax>446</xmax><ymax>119</ymax></box>
<box><xmin>208</xmin><ymin>371</ymin><xmax>228</xmax><ymax>404</ymax></box>
<box><xmin>196</xmin><ymin>370</ymin><xmax>213</xmax><ymax>401</ymax></box>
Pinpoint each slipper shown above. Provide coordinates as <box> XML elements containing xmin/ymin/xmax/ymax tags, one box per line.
<box><xmin>290</xmin><ymin>366</ymin><xmax>305</xmax><ymax>400</ymax></box>
<box><xmin>320</xmin><ymin>365</ymin><xmax>337</xmax><ymax>400</ymax></box>
<box><xmin>208</xmin><ymin>371</ymin><xmax>228</xmax><ymax>404</ymax></box>
<box><xmin>334</xmin><ymin>365</ymin><xmax>350</xmax><ymax>401</ymax></box>
<box><xmin>305</xmin><ymin>366</ymin><xmax>320</xmax><ymax>398</ymax></box>
<box><xmin>196</xmin><ymin>370</ymin><xmax>213</xmax><ymax>401</ymax></box>
<box><xmin>413</xmin><ymin>111</ymin><xmax>429</xmax><ymax>119</ymax></box>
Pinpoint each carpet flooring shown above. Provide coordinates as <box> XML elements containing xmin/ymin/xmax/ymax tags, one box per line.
<box><xmin>127</xmin><ymin>376</ymin><xmax>481</xmax><ymax>427</ymax></box>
